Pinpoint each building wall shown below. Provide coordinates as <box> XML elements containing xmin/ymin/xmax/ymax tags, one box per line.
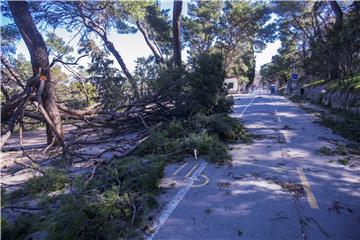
<box><xmin>224</xmin><ymin>77</ymin><xmax>239</xmax><ymax>94</ymax></box>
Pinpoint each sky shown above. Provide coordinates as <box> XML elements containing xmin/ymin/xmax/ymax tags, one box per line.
<box><xmin>2</xmin><ymin>0</ymin><xmax>280</xmax><ymax>73</ymax></box>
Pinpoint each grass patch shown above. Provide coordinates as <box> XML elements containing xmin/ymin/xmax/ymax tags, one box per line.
<box><xmin>325</xmin><ymin>75</ymin><xmax>360</xmax><ymax>93</ymax></box>
<box><xmin>338</xmin><ymin>158</ymin><xmax>350</xmax><ymax>166</ymax></box>
<box><xmin>316</xmin><ymin>146</ymin><xmax>334</xmax><ymax>155</ymax></box>
<box><xmin>303</xmin><ymin>79</ymin><xmax>325</xmax><ymax>88</ymax></box>
<box><xmin>317</xmin><ymin>110</ymin><xmax>360</xmax><ymax>143</ymax></box>
<box><xmin>334</xmin><ymin>144</ymin><xmax>348</xmax><ymax>155</ymax></box>
<box><xmin>303</xmin><ymin>75</ymin><xmax>360</xmax><ymax>93</ymax></box>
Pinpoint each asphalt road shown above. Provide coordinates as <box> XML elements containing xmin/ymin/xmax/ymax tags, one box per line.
<box><xmin>147</xmin><ymin>93</ymin><xmax>360</xmax><ymax>240</ymax></box>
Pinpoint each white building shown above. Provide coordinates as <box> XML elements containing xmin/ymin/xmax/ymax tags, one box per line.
<box><xmin>224</xmin><ymin>77</ymin><xmax>239</xmax><ymax>94</ymax></box>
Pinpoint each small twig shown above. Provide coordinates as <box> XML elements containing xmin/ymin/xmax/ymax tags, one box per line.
<box><xmin>14</xmin><ymin>160</ymin><xmax>46</xmax><ymax>175</ymax></box>
<box><xmin>2</xmin><ymin>205</ymin><xmax>41</xmax><ymax>211</ymax></box>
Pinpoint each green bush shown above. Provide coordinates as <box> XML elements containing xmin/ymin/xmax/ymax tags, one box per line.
<box><xmin>137</xmin><ymin>127</ymin><xmax>187</xmax><ymax>158</ymax></box>
<box><xmin>136</xmin><ymin>118</ymin><xmax>238</xmax><ymax>164</ymax></box>
<box><xmin>187</xmin><ymin>132</ymin><xmax>230</xmax><ymax>163</ymax></box>
<box><xmin>192</xmin><ymin>113</ymin><xmax>252</xmax><ymax>142</ymax></box>
<box><xmin>153</xmin><ymin>53</ymin><xmax>231</xmax><ymax>117</ymax></box>
<box><xmin>185</xmin><ymin>53</ymin><xmax>231</xmax><ymax>114</ymax></box>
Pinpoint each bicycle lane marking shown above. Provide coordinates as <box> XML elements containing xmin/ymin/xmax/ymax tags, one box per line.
<box><xmin>147</xmin><ymin>95</ymin><xmax>257</xmax><ymax>240</ymax></box>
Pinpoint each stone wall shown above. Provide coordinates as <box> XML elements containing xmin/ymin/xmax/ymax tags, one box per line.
<box><xmin>303</xmin><ymin>86</ymin><xmax>360</xmax><ymax>115</ymax></box>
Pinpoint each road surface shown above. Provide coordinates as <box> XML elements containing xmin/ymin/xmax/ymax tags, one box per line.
<box><xmin>147</xmin><ymin>93</ymin><xmax>360</xmax><ymax>240</ymax></box>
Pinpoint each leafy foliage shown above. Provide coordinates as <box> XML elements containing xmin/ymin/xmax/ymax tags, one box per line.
<box><xmin>46</xmin><ymin>155</ymin><xmax>164</xmax><ymax>239</ymax></box>
<box><xmin>193</xmin><ymin>113</ymin><xmax>252</xmax><ymax>142</ymax></box>
<box><xmin>151</xmin><ymin>53</ymin><xmax>232</xmax><ymax>116</ymax></box>
<box><xmin>263</xmin><ymin>1</ymin><xmax>360</xmax><ymax>88</ymax></box>
<box><xmin>0</xmin><ymin>24</ymin><xmax>20</xmax><ymax>56</ymax></box>
<box><xmin>1</xmin><ymin>215</ymin><xmax>43</xmax><ymax>240</ymax></box>
<box><xmin>137</xmin><ymin>113</ymin><xmax>250</xmax><ymax>164</ymax></box>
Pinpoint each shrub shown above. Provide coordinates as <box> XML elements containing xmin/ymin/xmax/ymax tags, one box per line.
<box><xmin>192</xmin><ymin>113</ymin><xmax>252</xmax><ymax>142</ymax></box>
<box><xmin>187</xmin><ymin>132</ymin><xmax>230</xmax><ymax>163</ymax></box>
<box><xmin>185</xmin><ymin>53</ymin><xmax>230</xmax><ymax>114</ymax></box>
<box><xmin>153</xmin><ymin>53</ymin><xmax>231</xmax><ymax>117</ymax></box>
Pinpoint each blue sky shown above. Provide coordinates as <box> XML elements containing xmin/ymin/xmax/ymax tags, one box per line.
<box><xmin>1</xmin><ymin>0</ymin><xmax>280</xmax><ymax>72</ymax></box>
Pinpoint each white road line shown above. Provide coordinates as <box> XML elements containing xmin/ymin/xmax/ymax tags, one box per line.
<box><xmin>282</xmin><ymin>130</ymin><xmax>291</xmax><ymax>144</ymax></box>
<box><xmin>269</xmin><ymin>95</ymin><xmax>282</xmax><ymax>123</ymax></box>
<box><xmin>239</xmin><ymin>94</ymin><xmax>256</xmax><ymax>117</ymax></box>
<box><xmin>172</xmin><ymin>162</ymin><xmax>188</xmax><ymax>176</ymax></box>
<box><xmin>191</xmin><ymin>174</ymin><xmax>210</xmax><ymax>188</ymax></box>
<box><xmin>185</xmin><ymin>163</ymin><xmax>199</xmax><ymax>178</ymax></box>
<box><xmin>147</xmin><ymin>161</ymin><xmax>208</xmax><ymax>240</ymax></box>
<box><xmin>275</xmin><ymin>108</ymin><xmax>282</xmax><ymax>122</ymax></box>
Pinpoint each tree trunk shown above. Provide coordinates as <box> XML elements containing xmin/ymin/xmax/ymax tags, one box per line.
<box><xmin>102</xmin><ymin>37</ymin><xmax>140</xmax><ymax>98</ymax></box>
<box><xmin>328</xmin><ymin>1</ymin><xmax>343</xmax><ymax>80</ymax></box>
<box><xmin>245</xmin><ymin>44</ymin><xmax>256</xmax><ymax>92</ymax></box>
<box><xmin>172</xmin><ymin>0</ymin><xmax>182</xmax><ymax>66</ymax></box>
<box><xmin>136</xmin><ymin>21</ymin><xmax>164</xmax><ymax>63</ymax></box>
<box><xmin>330</xmin><ymin>1</ymin><xmax>343</xmax><ymax>26</ymax></box>
<box><xmin>73</xmin><ymin>2</ymin><xmax>140</xmax><ymax>98</ymax></box>
<box><xmin>8</xmin><ymin>1</ymin><xmax>64</xmax><ymax>144</ymax></box>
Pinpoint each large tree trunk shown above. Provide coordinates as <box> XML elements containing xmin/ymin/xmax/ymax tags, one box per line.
<box><xmin>328</xmin><ymin>1</ymin><xmax>343</xmax><ymax>80</ymax></box>
<box><xmin>245</xmin><ymin>43</ymin><xmax>256</xmax><ymax>92</ymax></box>
<box><xmin>172</xmin><ymin>0</ymin><xmax>182</xmax><ymax>66</ymax></box>
<box><xmin>8</xmin><ymin>1</ymin><xmax>64</xmax><ymax>144</ymax></box>
<box><xmin>102</xmin><ymin>37</ymin><xmax>140</xmax><ymax>98</ymax></box>
<box><xmin>74</xmin><ymin>2</ymin><xmax>140</xmax><ymax>98</ymax></box>
<box><xmin>330</xmin><ymin>1</ymin><xmax>343</xmax><ymax>26</ymax></box>
<box><xmin>136</xmin><ymin>20</ymin><xmax>164</xmax><ymax>63</ymax></box>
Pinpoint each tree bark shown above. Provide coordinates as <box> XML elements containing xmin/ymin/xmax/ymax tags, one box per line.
<box><xmin>172</xmin><ymin>0</ymin><xmax>182</xmax><ymax>66</ymax></box>
<box><xmin>8</xmin><ymin>1</ymin><xmax>64</xmax><ymax>144</ymax></box>
<box><xmin>136</xmin><ymin>20</ymin><xmax>164</xmax><ymax>63</ymax></box>
<box><xmin>329</xmin><ymin>1</ymin><xmax>343</xmax><ymax>80</ymax></box>
<box><xmin>330</xmin><ymin>1</ymin><xmax>343</xmax><ymax>27</ymax></box>
<box><xmin>103</xmin><ymin>37</ymin><xmax>140</xmax><ymax>98</ymax></box>
<box><xmin>74</xmin><ymin>2</ymin><xmax>140</xmax><ymax>98</ymax></box>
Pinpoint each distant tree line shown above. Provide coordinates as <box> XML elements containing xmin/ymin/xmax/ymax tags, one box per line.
<box><xmin>261</xmin><ymin>1</ymin><xmax>360</xmax><ymax>87</ymax></box>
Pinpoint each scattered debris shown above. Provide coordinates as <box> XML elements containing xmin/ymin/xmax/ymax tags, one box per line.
<box><xmin>282</xmin><ymin>125</ymin><xmax>293</xmax><ymax>130</ymax></box>
<box><xmin>251</xmin><ymin>172</ymin><xmax>259</xmax><ymax>180</ymax></box>
<box><xmin>328</xmin><ymin>201</ymin><xmax>353</xmax><ymax>214</ymax></box>
<box><xmin>270</xmin><ymin>216</ymin><xmax>289</xmax><ymax>221</ymax></box>
<box><xmin>338</xmin><ymin>158</ymin><xmax>350</xmax><ymax>166</ymax></box>
<box><xmin>305</xmin><ymin>217</ymin><xmax>329</xmax><ymax>238</ymax></box>
<box><xmin>205</xmin><ymin>208</ymin><xmax>212</xmax><ymax>214</ymax></box>
<box><xmin>272</xmin><ymin>180</ymin><xmax>305</xmax><ymax>198</ymax></box>
<box><xmin>232</xmin><ymin>174</ymin><xmax>247</xmax><ymax>180</ymax></box>
<box><xmin>217</xmin><ymin>181</ymin><xmax>231</xmax><ymax>189</ymax></box>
